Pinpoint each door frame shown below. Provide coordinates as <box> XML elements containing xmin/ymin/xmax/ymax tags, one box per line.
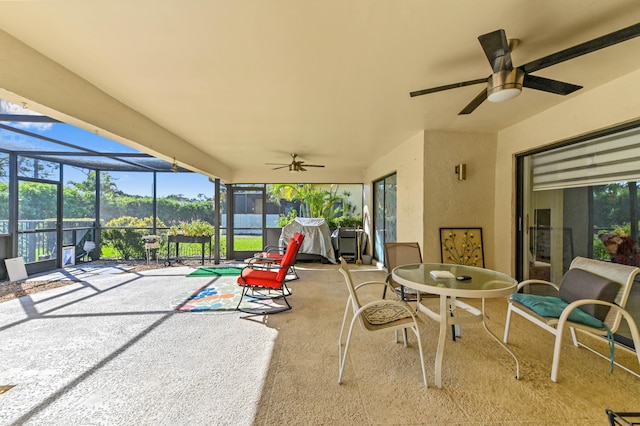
<box><xmin>226</xmin><ymin>185</ymin><xmax>266</xmax><ymax>260</ymax></box>
<box><xmin>16</xmin><ymin>176</ymin><xmax>62</xmax><ymax>275</ymax></box>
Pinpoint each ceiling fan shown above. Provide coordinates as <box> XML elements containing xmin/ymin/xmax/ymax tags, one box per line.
<box><xmin>266</xmin><ymin>153</ymin><xmax>325</xmax><ymax>172</ymax></box>
<box><xmin>410</xmin><ymin>22</ymin><xmax>640</xmax><ymax>114</ymax></box>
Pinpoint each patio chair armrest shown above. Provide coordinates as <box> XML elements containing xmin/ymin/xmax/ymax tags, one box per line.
<box><xmin>263</xmin><ymin>245</ymin><xmax>286</xmax><ymax>254</ymax></box>
<box><xmin>516</xmin><ymin>279</ymin><xmax>560</xmax><ymax>292</ymax></box>
<box><xmin>354</xmin><ymin>280</ymin><xmax>398</xmax><ymax>298</ymax></box>
<box><xmin>558</xmin><ymin>299</ymin><xmax>617</xmax><ymax>323</ymax></box>
<box><xmin>555</xmin><ymin>299</ymin><xmax>640</xmax><ymax>357</ymax></box>
<box><xmin>244</xmin><ymin>255</ymin><xmax>277</xmax><ymax>265</ymax></box>
<box><xmin>244</xmin><ymin>262</ymin><xmax>287</xmax><ymax>272</ymax></box>
<box><xmin>555</xmin><ymin>299</ymin><xmax>626</xmax><ymax>332</ymax></box>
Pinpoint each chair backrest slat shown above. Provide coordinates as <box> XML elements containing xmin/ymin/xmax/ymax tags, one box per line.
<box><xmin>275</xmin><ymin>237</ymin><xmax>300</xmax><ymax>282</ymax></box>
<box><xmin>338</xmin><ymin>257</ymin><xmax>364</xmax><ymax>323</ymax></box>
<box><xmin>384</xmin><ymin>242</ymin><xmax>422</xmax><ymax>289</ymax></box>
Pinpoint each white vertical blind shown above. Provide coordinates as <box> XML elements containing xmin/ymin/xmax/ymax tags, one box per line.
<box><xmin>532</xmin><ymin>127</ymin><xmax>640</xmax><ymax>191</ymax></box>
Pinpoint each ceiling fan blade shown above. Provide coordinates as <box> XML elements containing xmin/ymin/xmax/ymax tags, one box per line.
<box><xmin>298</xmin><ymin>166</ymin><xmax>306</xmax><ymax>172</ymax></box>
<box><xmin>523</xmin><ymin>74</ymin><xmax>582</xmax><ymax>95</ymax></box>
<box><xmin>265</xmin><ymin>162</ymin><xmax>289</xmax><ymax>166</ymax></box>
<box><xmin>302</xmin><ymin>164</ymin><xmax>325</xmax><ymax>168</ymax></box>
<box><xmin>271</xmin><ymin>165</ymin><xmax>289</xmax><ymax>170</ymax></box>
<box><xmin>478</xmin><ymin>29</ymin><xmax>513</xmax><ymax>73</ymax></box>
<box><xmin>458</xmin><ymin>88</ymin><xmax>488</xmax><ymax>115</ymax></box>
<box><xmin>410</xmin><ymin>78</ymin><xmax>487</xmax><ymax>97</ymax></box>
<box><xmin>522</xmin><ymin>22</ymin><xmax>640</xmax><ymax>74</ymax></box>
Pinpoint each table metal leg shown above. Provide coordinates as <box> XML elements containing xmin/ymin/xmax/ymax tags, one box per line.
<box><xmin>450</xmin><ymin>296</ymin><xmax>462</xmax><ymax>340</ymax></box>
<box><xmin>434</xmin><ymin>295</ymin><xmax>449</xmax><ymax>388</ymax></box>
<box><xmin>423</xmin><ymin>296</ymin><xmax>519</xmax><ymax>388</ymax></box>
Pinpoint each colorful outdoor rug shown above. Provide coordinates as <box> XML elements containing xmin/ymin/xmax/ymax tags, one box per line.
<box><xmin>171</xmin><ymin>277</ymin><xmax>239</xmax><ymax>312</ymax></box>
<box><xmin>171</xmin><ymin>276</ymin><xmax>290</xmax><ymax>313</ymax></box>
<box><xmin>186</xmin><ymin>266</ymin><xmax>245</xmax><ymax>277</ymax></box>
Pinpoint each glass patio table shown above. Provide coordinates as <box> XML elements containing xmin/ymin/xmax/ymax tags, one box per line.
<box><xmin>392</xmin><ymin>263</ymin><xmax>520</xmax><ymax>388</ymax></box>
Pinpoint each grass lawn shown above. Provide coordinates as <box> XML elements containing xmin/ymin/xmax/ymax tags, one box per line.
<box><xmin>232</xmin><ymin>235</ymin><xmax>263</xmax><ymax>251</ymax></box>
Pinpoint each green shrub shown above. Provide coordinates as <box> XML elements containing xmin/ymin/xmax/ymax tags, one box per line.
<box><xmin>102</xmin><ymin>216</ymin><xmax>166</xmax><ymax>259</ymax></box>
<box><xmin>278</xmin><ymin>210</ymin><xmax>361</xmax><ymax>229</ymax></box>
<box><xmin>169</xmin><ymin>220</ymin><xmax>215</xmax><ymax>237</ymax></box>
<box><xmin>277</xmin><ymin>209</ymin><xmax>298</xmax><ymax>227</ymax></box>
<box><xmin>336</xmin><ymin>215</ymin><xmax>363</xmax><ymax>228</ymax></box>
<box><xmin>184</xmin><ymin>220</ymin><xmax>215</xmax><ymax>237</ymax></box>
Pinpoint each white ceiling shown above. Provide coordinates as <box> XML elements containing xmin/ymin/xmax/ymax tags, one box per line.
<box><xmin>0</xmin><ymin>1</ymin><xmax>639</xmax><ymax>180</ymax></box>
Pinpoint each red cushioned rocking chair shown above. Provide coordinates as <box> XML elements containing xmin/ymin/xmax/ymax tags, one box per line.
<box><xmin>236</xmin><ymin>236</ymin><xmax>302</xmax><ymax>314</ymax></box>
<box><xmin>246</xmin><ymin>232</ymin><xmax>304</xmax><ymax>280</ymax></box>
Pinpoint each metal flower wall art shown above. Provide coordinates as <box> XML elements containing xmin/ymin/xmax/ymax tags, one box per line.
<box><xmin>440</xmin><ymin>228</ymin><xmax>485</xmax><ymax>267</ymax></box>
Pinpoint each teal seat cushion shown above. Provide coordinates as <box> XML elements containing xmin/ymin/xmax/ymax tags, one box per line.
<box><xmin>511</xmin><ymin>293</ymin><xmax>604</xmax><ymax>328</ymax></box>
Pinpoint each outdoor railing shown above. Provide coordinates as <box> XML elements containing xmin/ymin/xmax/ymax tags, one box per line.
<box><xmin>9</xmin><ymin>220</ymin><xmax>227</xmax><ymax>263</ymax></box>
<box><xmin>17</xmin><ymin>230</ymin><xmax>57</xmax><ymax>263</ymax></box>
<box><xmin>15</xmin><ymin>220</ymin><xmax>95</xmax><ymax>263</ymax></box>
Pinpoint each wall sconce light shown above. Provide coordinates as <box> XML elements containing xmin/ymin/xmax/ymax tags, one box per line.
<box><xmin>455</xmin><ymin>163</ymin><xmax>466</xmax><ymax>180</ymax></box>
<box><xmin>171</xmin><ymin>158</ymin><xmax>179</xmax><ymax>172</ymax></box>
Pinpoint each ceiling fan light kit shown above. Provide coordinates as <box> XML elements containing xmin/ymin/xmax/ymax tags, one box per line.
<box><xmin>487</xmin><ymin>68</ymin><xmax>524</xmax><ymax>102</ymax></box>
<box><xmin>410</xmin><ymin>23</ymin><xmax>640</xmax><ymax>114</ymax></box>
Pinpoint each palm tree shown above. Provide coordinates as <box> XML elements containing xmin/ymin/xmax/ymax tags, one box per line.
<box><xmin>267</xmin><ymin>184</ymin><xmax>355</xmax><ymax>224</ymax></box>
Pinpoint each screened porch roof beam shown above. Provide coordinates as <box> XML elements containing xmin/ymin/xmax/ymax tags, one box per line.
<box><xmin>0</xmin><ymin>123</ymin><xmax>164</xmax><ymax>172</ymax></box>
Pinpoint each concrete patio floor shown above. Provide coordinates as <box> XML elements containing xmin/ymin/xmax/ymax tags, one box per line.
<box><xmin>0</xmin><ymin>264</ymin><xmax>277</xmax><ymax>425</ymax></box>
<box><xmin>2</xmin><ymin>262</ymin><xmax>640</xmax><ymax>425</ymax></box>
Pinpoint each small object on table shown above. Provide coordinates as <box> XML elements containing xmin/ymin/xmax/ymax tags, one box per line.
<box><xmin>456</xmin><ymin>275</ymin><xmax>472</xmax><ymax>281</ymax></box>
<box><xmin>430</xmin><ymin>270</ymin><xmax>456</xmax><ymax>279</ymax></box>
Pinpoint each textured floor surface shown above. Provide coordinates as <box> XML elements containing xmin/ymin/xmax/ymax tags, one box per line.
<box><xmin>0</xmin><ymin>262</ymin><xmax>639</xmax><ymax>425</ymax></box>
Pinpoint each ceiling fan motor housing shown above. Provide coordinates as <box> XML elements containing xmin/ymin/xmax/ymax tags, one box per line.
<box><xmin>487</xmin><ymin>68</ymin><xmax>524</xmax><ymax>102</ymax></box>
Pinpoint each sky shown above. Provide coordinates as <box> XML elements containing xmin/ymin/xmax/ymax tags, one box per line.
<box><xmin>63</xmin><ymin>167</ymin><xmax>214</xmax><ymax>199</ymax></box>
<box><xmin>1</xmin><ymin>100</ymin><xmax>214</xmax><ymax>199</ymax></box>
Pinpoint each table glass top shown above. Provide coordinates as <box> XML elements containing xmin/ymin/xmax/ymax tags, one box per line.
<box><xmin>392</xmin><ymin>263</ymin><xmax>517</xmax><ymax>297</ymax></box>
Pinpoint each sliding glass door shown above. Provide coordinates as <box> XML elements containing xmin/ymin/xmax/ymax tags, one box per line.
<box><xmin>373</xmin><ymin>173</ymin><xmax>397</xmax><ymax>264</ymax></box>
<box><xmin>517</xmin><ymin>121</ymin><xmax>640</xmax><ymax>348</ymax></box>
<box><xmin>227</xmin><ymin>185</ymin><xmax>264</xmax><ymax>259</ymax></box>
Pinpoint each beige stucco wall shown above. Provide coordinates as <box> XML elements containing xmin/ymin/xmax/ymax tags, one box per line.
<box><xmin>423</xmin><ymin>131</ymin><xmax>497</xmax><ymax>266</ymax></box>
<box><xmin>494</xmin><ymin>68</ymin><xmax>640</xmax><ymax>275</ymax></box>
<box><xmin>363</xmin><ymin>130</ymin><xmax>497</xmax><ymax>267</ymax></box>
